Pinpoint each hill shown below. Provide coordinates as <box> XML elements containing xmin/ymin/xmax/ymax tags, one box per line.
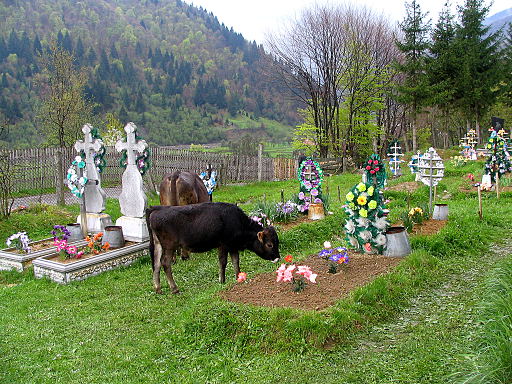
<box><xmin>484</xmin><ymin>7</ymin><xmax>512</xmax><ymax>37</ymax></box>
<box><xmin>0</xmin><ymin>0</ymin><xmax>298</xmax><ymax>147</ymax></box>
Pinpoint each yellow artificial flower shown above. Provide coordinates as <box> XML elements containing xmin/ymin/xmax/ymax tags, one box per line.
<box><xmin>357</xmin><ymin>195</ymin><xmax>367</xmax><ymax>206</ymax></box>
<box><xmin>346</xmin><ymin>192</ymin><xmax>355</xmax><ymax>201</ymax></box>
<box><xmin>368</xmin><ymin>200</ymin><xmax>377</xmax><ymax>210</ymax></box>
<box><xmin>349</xmin><ymin>202</ymin><xmax>356</xmax><ymax>210</ymax></box>
<box><xmin>367</xmin><ymin>186</ymin><xmax>374</xmax><ymax>196</ymax></box>
<box><xmin>356</xmin><ymin>183</ymin><xmax>366</xmax><ymax>192</ymax></box>
<box><xmin>359</xmin><ymin>208</ymin><xmax>368</xmax><ymax>217</ymax></box>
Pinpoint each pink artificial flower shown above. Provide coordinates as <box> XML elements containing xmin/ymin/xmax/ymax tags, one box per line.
<box><xmin>373</xmin><ymin>160</ymin><xmax>378</xmax><ymax>165</ymax></box>
<box><xmin>296</xmin><ymin>265</ymin><xmax>317</xmax><ymax>283</ymax></box>
<box><xmin>368</xmin><ymin>160</ymin><xmax>372</xmax><ymax>164</ymax></box>
<box><xmin>66</xmin><ymin>245</ymin><xmax>77</xmax><ymax>254</ymax></box>
<box><xmin>75</xmin><ymin>251</ymin><xmax>83</xmax><ymax>259</ymax></box>
<box><xmin>364</xmin><ymin>243</ymin><xmax>372</xmax><ymax>252</ymax></box>
<box><xmin>298</xmin><ymin>192</ymin><xmax>305</xmax><ymax>200</ymax></box>
<box><xmin>370</xmin><ymin>170</ymin><xmax>376</xmax><ymax>174</ymax></box>
<box><xmin>276</xmin><ymin>264</ymin><xmax>295</xmax><ymax>282</ymax></box>
<box><xmin>375</xmin><ymin>167</ymin><xmax>380</xmax><ymax>171</ymax></box>
<box><xmin>310</xmin><ymin>188</ymin><xmax>319</xmax><ymax>197</ymax></box>
<box><xmin>237</xmin><ymin>272</ymin><xmax>247</xmax><ymax>282</ymax></box>
<box><xmin>56</xmin><ymin>240</ymin><xmax>68</xmax><ymax>252</ymax></box>
<box><xmin>366</xmin><ymin>166</ymin><xmax>371</xmax><ymax>170</ymax></box>
<box><xmin>314</xmin><ymin>198</ymin><xmax>322</xmax><ymax>204</ymax></box>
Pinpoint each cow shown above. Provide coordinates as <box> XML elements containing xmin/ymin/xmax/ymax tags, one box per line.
<box><xmin>159</xmin><ymin>170</ymin><xmax>210</xmax><ymax>260</ymax></box>
<box><xmin>159</xmin><ymin>170</ymin><xmax>210</xmax><ymax>206</ymax></box>
<box><xmin>146</xmin><ymin>202</ymin><xmax>280</xmax><ymax>294</ymax></box>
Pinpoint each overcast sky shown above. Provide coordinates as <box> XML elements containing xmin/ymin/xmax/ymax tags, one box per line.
<box><xmin>183</xmin><ymin>0</ymin><xmax>511</xmax><ymax>44</ymax></box>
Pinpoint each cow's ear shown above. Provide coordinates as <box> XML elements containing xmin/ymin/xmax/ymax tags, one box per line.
<box><xmin>257</xmin><ymin>231</ymin><xmax>264</xmax><ymax>243</ymax></box>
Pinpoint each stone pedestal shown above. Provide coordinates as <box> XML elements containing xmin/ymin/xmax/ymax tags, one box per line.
<box><xmin>115</xmin><ymin>216</ymin><xmax>149</xmax><ymax>242</ymax></box>
<box><xmin>77</xmin><ymin>213</ymin><xmax>113</xmax><ymax>233</ymax></box>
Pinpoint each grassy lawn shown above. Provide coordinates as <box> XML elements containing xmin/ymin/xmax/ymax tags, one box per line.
<box><xmin>1</xmin><ymin>157</ymin><xmax>511</xmax><ymax>383</ymax></box>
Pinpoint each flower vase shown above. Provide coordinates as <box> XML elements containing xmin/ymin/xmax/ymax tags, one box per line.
<box><xmin>66</xmin><ymin>223</ymin><xmax>84</xmax><ymax>242</ymax></box>
<box><xmin>102</xmin><ymin>226</ymin><xmax>125</xmax><ymax>249</ymax></box>
<box><xmin>383</xmin><ymin>226</ymin><xmax>411</xmax><ymax>257</ymax></box>
<box><xmin>432</xmin><ymin>204</ymin><xmax>448</xmax><ymax>220</ymax></box>
<box><xmin>308</xmin><ymin>203</ymin><xmax>325</xmax><ymax>220</ymax></box>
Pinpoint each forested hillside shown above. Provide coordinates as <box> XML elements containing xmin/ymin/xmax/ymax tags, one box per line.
<box><xmin>0</xmin><ymin>0</ymin><xmax>298</xmax><ymax>147</ymax></box>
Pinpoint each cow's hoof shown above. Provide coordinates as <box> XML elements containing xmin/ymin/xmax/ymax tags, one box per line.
<box><xmin>155</xmin><ymin>288</ymin><xmax>163</xmax><ymax>295</ymax></box>
<box><xmin>171</xmin><ymin>288</ymin><xmax>180</xmax><ymax>295</ymax></box>
<box><xmin>181</xmin><ymin>255</ymin><xmax>190</xmax><ymax>261</ymax></box>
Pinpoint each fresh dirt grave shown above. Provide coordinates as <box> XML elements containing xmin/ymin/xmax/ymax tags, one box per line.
<box><xmin>411</xmin><ymin>219</ymin><xmax>447</xmax><ymax>236</ymax></box>
<box><xmin>385</xmin><ymin>181</ymin><xmax>420</xmax><ymax>193</ymax></box>
<box><xmin>221</xmin><ymin>251</ymin><xmax>401</xmax><ymax>311</ymax></box>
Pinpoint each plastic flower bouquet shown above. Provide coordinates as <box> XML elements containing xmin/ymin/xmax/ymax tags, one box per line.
<box><xmin>276</xmin><ymin>255</ymin><xmax>317</xmax><ymax>292</ymax></box>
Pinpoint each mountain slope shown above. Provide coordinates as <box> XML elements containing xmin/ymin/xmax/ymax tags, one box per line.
<box><xmin>0</xmin><ymin>0</ymin><xmax>297</xmax><ymax>147</ymax></box>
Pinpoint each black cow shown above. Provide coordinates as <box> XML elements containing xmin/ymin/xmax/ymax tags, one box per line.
<box><xmin>146</xmin><ymin>202</ymin><xmax>280</xmax><ymax>294</ymax></box>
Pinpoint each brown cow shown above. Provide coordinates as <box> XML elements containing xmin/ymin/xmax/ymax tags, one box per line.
<box><xmin>159</xmin><ymin>170</ymin><xmax>209</xmax><ymax>206</ymax></box>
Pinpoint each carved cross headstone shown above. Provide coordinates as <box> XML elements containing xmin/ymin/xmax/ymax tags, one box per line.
<box><xmin>115</xmin><ymin>123</ymin><xmax>148</xmax><ymax>218</ymax></box>
<box><xmin>74</xmin><ymin>124</ymin><xmax>106</xmax><ymax>213</ymax></box>
<box><xmin>303</xmin><ymin>165</ymin><xmax>315</xmax><ymax>181</ymax></box>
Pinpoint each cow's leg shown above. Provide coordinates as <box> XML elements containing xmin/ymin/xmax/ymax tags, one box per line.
<box><xmin>152</xmin><ymin>233</ymin><xmax>163</xmax><ymax>294</ymax></box>
<box><xmin>230</xmin><ymin>251</ymin><xmax>240</xmax><ymax>280</ymax></box>
<box><xmin>181</xmin><ymin>248</ymin><xmax>190</xmax><ymax>261</ymax></box>
<box><xmin>218</xmin><ymin>247</ymin><xmax>228</xmax><ymax>283</ymax></box>
<box><xmin>162</xmin><ymin>248</ymin><xmax>179</xmax><ymax>294</ymax></box>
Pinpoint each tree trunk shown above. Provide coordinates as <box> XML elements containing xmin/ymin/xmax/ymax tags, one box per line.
<box><xmin>412</xmin><ymin>117</ymin><xmax>417</xmax><ymax>152</ymax></box>
<box><xmin>56</xmin><ymin>150</ymin><xmax>65</xmax><ymax>206</ymax></box>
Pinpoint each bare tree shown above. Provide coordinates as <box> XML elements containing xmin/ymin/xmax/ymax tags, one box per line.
<box><xmin>36</xmin><ymin>43</ymin><xmax>93</xmax><ymax>205</ymax></box>
<box><xmin>0</xmin><ymin>117</ymin><xmax>15</xmax><ymax>218</ymax></box>
<box><xmin>267</xmin><ymin>3</ymin><xmax>400</xmax><ymax>163</ymax></box>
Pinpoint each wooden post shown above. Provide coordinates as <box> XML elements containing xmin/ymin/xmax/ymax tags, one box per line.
<box><xmin>78</xmin><ymin>166</ymin><xmax>88</xmax><ymax>237</ymax></box>
<box><xmin>257</xmin><ymin>143</ymin><xmax>263</xmax><ymax>182</ymax></box>
<box><xmin>496</xmin><ymin>172</ymin><xmax>500</xmax><ymax>199</ymax></box>
<box><xmin>337</xmin><ymin>185</ymin><xmax>341</xmax><ymax>202</ymax></box>
<box><xmin>280</xmin><ymin>189</ymin><xmax>284</xmax><ymax>203</ymax></box>
<box><xmin>477</xmin><ymin>185</ymin><xmax>483</xmax><ymax>219</ymax></box>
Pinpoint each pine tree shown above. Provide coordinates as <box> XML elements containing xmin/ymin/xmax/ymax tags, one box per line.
<box><xmin>395</xmin><ymin>0</ymin><xmax>431</xmax><ymax>151</ymax></box>
<box><xmin>7</xmin><ymin>29</ymin><xmax>19</xmax><ymax>54</ymax></box>
<box><xmin>454</xmin><ymin>0</ymin><xmax>502</xmax><ymax>137</ymax></box>
<box><xmin>33</xmin><ymin>34</ymin><xmax>42</xmax><ymax>55</ymax></box>
<box><xmin>500</xmin><ymin>23</ymin><xmax>512</xmax><ymax>106</ymax></box>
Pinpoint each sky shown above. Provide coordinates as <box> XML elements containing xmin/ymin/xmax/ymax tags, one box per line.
<box><xmin>183</xmin><ymin>0</ymin><xmax>511</xmax><ymax>45</ymax></box>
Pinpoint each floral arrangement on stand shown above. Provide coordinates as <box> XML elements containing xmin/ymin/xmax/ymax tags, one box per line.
<box><xmin>199</xmin><ymin>170</ymin><xmax>217</xmax><ymax>196</ymax></box>
<box><xmin>318</xmin><ymin>241</ymin><xmax>349</xmax><ymax>274</ymax></box>
<box><xmin>343</xmin><ymin>182</ymin><xmax>389</xmax><ymax>254</ymax></box>
<box><xmin>276</xmin><ymin>254</ymin><xmax>317</xmax><ymax>292</ymax></box>
<box><xmin>297</xmin><ymin>158</ymin><xmax>324</xmax><ymax>212</ymax></box>
<box><xmin>250</xmin><ymin>199</ymin><xmax>300</xmax><ymax>225</ymax></box>
<box><xmin>450</xmin><ymin>155</ymin><xmax>468</xmax><ymax>168</ymax></box>
<box><xmin>363</xmin><ymin>154</ymin><xmax>386</xmax><ymax>189</ymax></box>
<box><xmin>484</xmin><ymin>134</ymin><xmax>512</xmax><ymax>183</ymax></box>
<box><xmin>66</xmin><ymin>156</ymin><xmax>88</xmax><ymax>198</ymax></box>
<box><xmin>5</xmin><ymin>232</ymin><xmax>31</xmax><ymax>253</ymax></box>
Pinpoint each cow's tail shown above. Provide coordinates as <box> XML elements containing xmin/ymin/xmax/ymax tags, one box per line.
<box><xmin>146</xmin><ymin>206</ymin><xmax>156</xmax><ymax>272</ymax></box>
<box><xmin>169</xmin><ymin>170</ymin><xmax>181</xmax><ymax>206</ymax></box>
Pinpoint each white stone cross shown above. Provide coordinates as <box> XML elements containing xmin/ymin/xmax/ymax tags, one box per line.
<box><xmin>115</xmin><ymin>122</ymin><xmax>148</xmax><ymax>166</ymax></box>
<box><xmin>73</xmin><ymin>124</ymin><xmax>106</xmax><ymax>213</ymax></box>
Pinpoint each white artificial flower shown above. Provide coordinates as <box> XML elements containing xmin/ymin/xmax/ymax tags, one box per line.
<box><xmin>373</xmin><ymin>216</ymin><xmax>389</xmax><ymax>230</ymax></box>
<box><xmin>348</xmin><ymin>235</ymin><xmax>359</xmax><ymax>248</ymax></box>
<box><xmin>74</xmin><ymin>155</ymin><xmax>82</xmax><ymax>163</ymax></box>
<box><xmin>344</xmin><ymin>220</ymin><xmax>356</xmax><ymax>234</ymax></box>
<box><xmin>356</xmin><ymin>217</ymin><xmax>369</xmax><ymax>228</ymax></box>
<box><xmin>323</xmin><ymin>241</ymin><xmax>332</xmax><ymax>249</ymax></box>
<box><xmin>375</xmin><ymin>234</ymin><xmax>387</xmax><ymax>246</ymax></box>
<box><xmin>360</xmin><ymin>230</ymin><xmax>372</xmax><ymax>241</ymax></box>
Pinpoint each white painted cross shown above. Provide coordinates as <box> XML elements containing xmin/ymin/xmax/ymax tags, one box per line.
<box><xmin>115</xmin><ymin>122</ymin><xmax>147</xmax><ymax>166</ymax></box>
<box><xmin>303</xmin><ymin>164</ymin><xmax>315</xmax><ymax>181</ymax></box>
<box><xmin>74</xmin><ymin>124</ymin><xmax>103</xmax><ymax>176</ymax></box>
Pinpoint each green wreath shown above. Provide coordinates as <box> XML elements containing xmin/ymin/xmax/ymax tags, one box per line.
<box><xmin>119</xmin><ymin>133</ymin><xmax>151</xmax><ymax>176</ymax></box>
<box><xmin>363</xmin><ymin>154</ymin><xmax>386</xmax><ymax>188</ymax></box>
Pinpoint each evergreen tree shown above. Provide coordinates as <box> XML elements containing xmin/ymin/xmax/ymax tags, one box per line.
<box><xmin>110</xmin><ymin>42</ymin><xmax>119</xmax><ymax>59</ymax></box>
<box><xmin>62</xmin><ymin>31</ymin><xmax>73</xmax><ymax>52</ymax></box>
<box><xmin>500</xmin><ymin>23</ymin><xmax>512</xmax><ymax>106</ymax></box>
<box><xmin>75</xmin><ymin>37</ymin><xmax>85</xmax><ymax>62</ymax></box>
<box><xmin>7</xmin><ymin>29</ymin><xmax>19</xmax><ymax>54</ymax></box>
<box><xmin>395</xmin><ymin>0</ymin><xmax>431</xmax><ymax>151</ymax></box>
<box><xmin>454</xmin><ymin>0</ymin><xmax>502</xmax><ymax>137</ymax></box>
<box><xmin>86</xmin><ymin>47</ymin><xmax>97</xmax><ymax>65</ymax></box>
<box><xmin>19</xmin><ymin>31</ymin><xmax>32</xmax><ymax>61</ymax></box>
<box><xmin>426</xmin><ymin>2</ymin><xmax>458</xmax><ymax>137</ymax></box>
<box><xmin>1</xmin><ymin>73</ymin><xmax>8</xmax><ymax>89</ymax></box>
<box><xmin>0</xmin><ymin>37</ymin><xmax>7</xmax><ymax>60</ymax></box>
<box><xmin>33</xmin><ymin>34</ymin><xmax>42</xmax><ymax>55</ymax></box>
<box><xmin>98</xmin><ymin>48</ymin><xmax>110</xmax><ymax>80</ymax></box>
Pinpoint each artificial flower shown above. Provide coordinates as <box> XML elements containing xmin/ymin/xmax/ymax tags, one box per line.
<box><xmin>323</xmin><ymin>241</ymin><xmax>332</xmax><ymax>249</ymax></box>
<box><xmin>359</xmin><ymin>208</ymin><xmax>368</xmax><ymax>218</ymax></box>
<box><xmin>356</xmin><ymin>183</ymin><xmax>366</xmax><ymax>192</ymax></box>
<box><xmin>373</xmin><ymin>216</ymin><xmax>389</xmax><ymax>230</ymax></box>
<box><xmin>360</xmin><ymin>230</ymin><xmax>372</xmax><ymax>241</ymax></box>
<box><xmin>346</xmin><ymin>192</ymin><xmax>354</xmax><ymax>201</ymax></box>
<box><xmin>357</xmin><ymin>195</ymin><xmax>367</xmax><ymax>206</ymax></box>
<box><xmin>310</xmin><ymin>188</ymin><xmax>319</xmax><ymax>197</ymax></box>
<box><xmin>344</xmin><ymin>220</ymin><xmax>356</xmax><ymax>234</ymax></box>
<box><xmin>375</xmin><ymin>234</ymin><xmax>387</xmax><ymax>246</ymax></box>
<box><xmin>237</xmin><ymin>272</ymin><xmax>247</xmax><ymax>282</ymax></box>
<box><xmin>276</xmin><ymin>264</ymin><xmax>296</xmax><ymax>282</ymax></box>
<box><xmin>284</xmin><ymin>254</ymin><xmax>293</xmax><ymax>263</ymax></box>
<box><xmin>356</xmin><ymin>217</ymin><xmax>369</xmax><ymax>228</ymax></box>
<box><xmin>349</xmin><ymin>202</ymin><xmax>356</xmax><ymax>210</ymax></box>
<box><xmin>296</xmin><ymin>265</ymin><xmax>317</xmax><ymax>283</ymax></box>
<box><xmin>368</xmin><ymin>200</ymin><xmax>377</xmax><ymax>210</ymax></box>
<box><xmin>314</xmin><ymin>198</ymin><xmax>322</xmax><ymax>204</ymax></box>
<box><xmin>298</xmin><ymin>192</ymin><xmax>305</xmax><ymax>200</ymax></box>
<box><xmin>348</xmin><ymin>236</ymin><xmax>359</xmax><ymax>248</ymax></box>
<box><xmin>363</xmin><ymin>243</ymin><xmax>372</xmax><ymax>252</ymax></box>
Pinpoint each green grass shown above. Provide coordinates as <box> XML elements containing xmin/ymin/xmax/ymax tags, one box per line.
<box><xmin>1</xmin><ymin>158</ymin><xmax>512</xmax><ymax>383</ymax></box>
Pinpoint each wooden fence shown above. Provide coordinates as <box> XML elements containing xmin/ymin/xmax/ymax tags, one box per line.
<box><xmin>4</xmin><ymin>146</ymin><xmax>298</xmax><ymax>196</ymax></box>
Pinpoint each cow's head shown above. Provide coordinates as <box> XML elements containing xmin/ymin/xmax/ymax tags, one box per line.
<box><xmin>255</xmin><ymin>226</ymin><xmax>280</xmax><ymax>262</ymax></box>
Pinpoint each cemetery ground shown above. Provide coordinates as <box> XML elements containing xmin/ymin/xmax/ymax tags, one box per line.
<box><xmin>1</xmin><ymin>157</ymin><xmax>512</xmax><ymax>383</ymax></box>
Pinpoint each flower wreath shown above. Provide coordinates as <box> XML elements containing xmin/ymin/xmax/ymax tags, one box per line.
<box><xmin>343</xmin><ymin>181</ymin><xmax>389</xmax><ymax>254</ymax></box>
<box><xmin>77</xmin><ymin>127</ymin><xmax>107</xmax><ymax>174</ymax></box>
<box><xmin>297</xmin><ymin>158</ymin><xmax>324</xmax><ymax>191</ymax></box>
<box><xmin>363</xmin><ymin>154</ymin><xmax>386</xmax><ymax>188</ymax></box>
<box><xmin>119</xmin><ymin>134</ymin><xmax>151</xmax><ymax>176</ymax></box>
<box><xmin>66</xmin><ymin>156</ymin><xmax>88</xmax><ymax>198</ymax></box>
<box><xmin>199</xmin><ymin>170</ymin><xmax>217</xmax><ymax>195</ymax></box>
<box><xmin>6</xmin><ymin>231</ymin><xmax>31</xmax><ymax>253</ymax></box>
